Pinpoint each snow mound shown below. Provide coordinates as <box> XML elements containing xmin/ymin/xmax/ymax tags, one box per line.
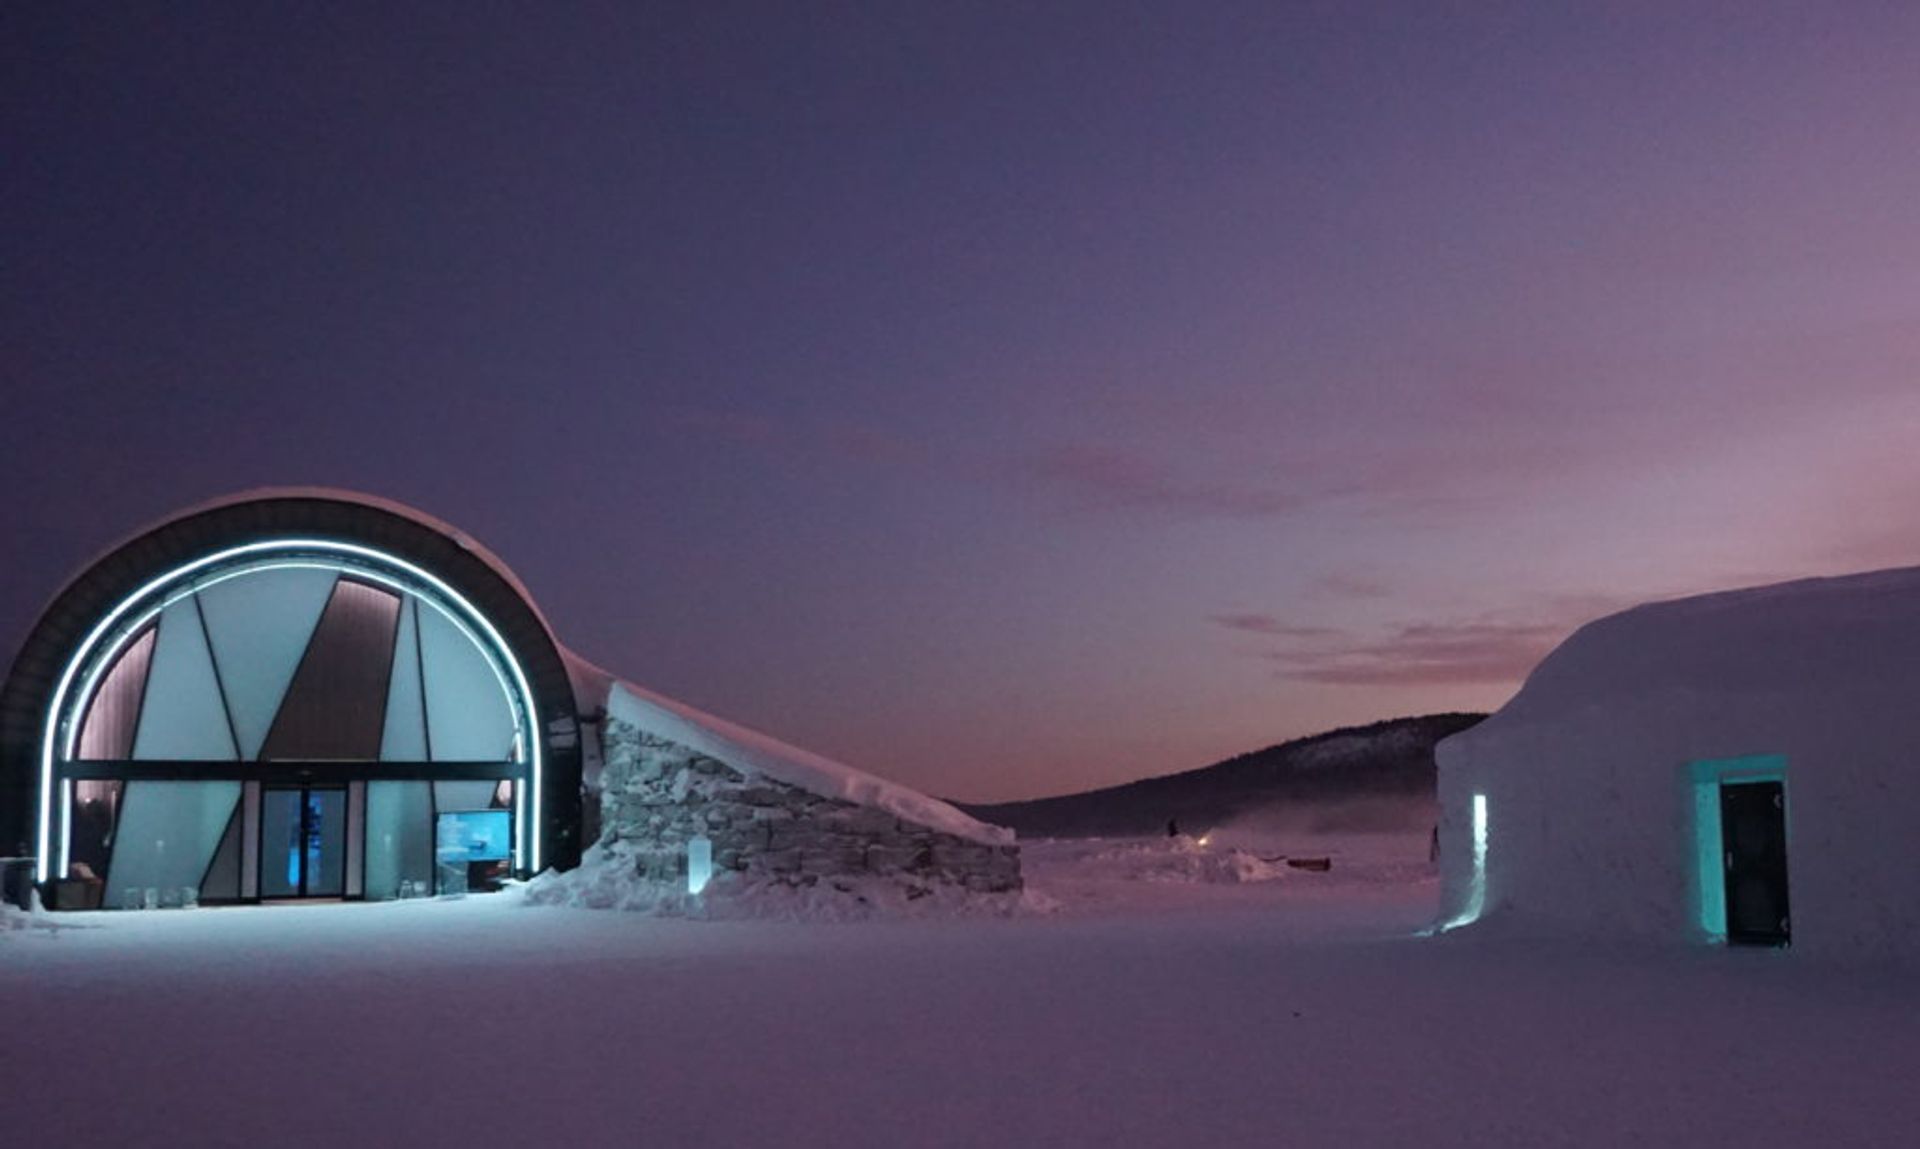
<box><xmin>1495</xmin><ymin>565</ymin><xmax>1920</xmax><ymax>726</ymax></box>
<box><xmin>1039</xmin><ymin>836</ymin><xmax>1291</xmax><ymax>885</ymax></box>
<box><xmin>524</xmin><ymin>840</ymin><xmax>1030</xmax><ymax>922</ymax></box>
<box><xmin>0</xmin><ymin>898</ymin><xmax>70</xmax><ymax>939</ymax></box>
<box><xmin>564</xmin><ymin>649</ymin><xmax>1011</xmax><ymax>846</ymax></box>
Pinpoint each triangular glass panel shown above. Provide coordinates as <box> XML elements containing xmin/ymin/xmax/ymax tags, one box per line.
<box><xmin>418</xmin><ymin>604</ymin><xmax>516</xmax><ymax>762</ymax></box>
<box><xmin>132</xmin><ymin>600</ymin><xmax>239</xmax><ymax>760</ymax></box>
<box><xmin>196</xmin><ymin>567</ymin><xmax>339</xmax><ymax>760</ymax></box>
<box><xmin>380</xmin><ymin>597</ymin><xmax>429</xmax><ymax>761</ymax></box>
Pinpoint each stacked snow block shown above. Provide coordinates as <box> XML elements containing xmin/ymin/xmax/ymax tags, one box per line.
<box><xmin>598</xmin><ymin>717</ymin><xmax>1021</xmax><ymax>895</ymax></box>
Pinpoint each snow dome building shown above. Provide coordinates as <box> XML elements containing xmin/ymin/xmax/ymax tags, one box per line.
<box><xmin>1435</xmin><ymin>568</ymin><xmax>1920</xmax><ymax>960</ymax></box>
<box><xmin>0</xmin><ymin>490</ymin><xmax>1017</xmax><ymax>912</ymax></box>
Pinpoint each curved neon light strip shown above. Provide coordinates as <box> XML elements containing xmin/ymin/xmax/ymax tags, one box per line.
<box><xmin>56</xmin><ymin>559</ymin><xmax>532</xmax><ymax>878</ymax></box>
<box><xmin>37</xmin><ymin>539</ymin><xmax>546</xmax><ymax>881</ymax></box>
<box><xmin>62</xmin><ymin>560</ymin><xmax>521</xmax><ymax>765</ymax></box>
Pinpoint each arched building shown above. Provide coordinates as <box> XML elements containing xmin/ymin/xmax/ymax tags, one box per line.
<box><xmin>1435</xmin><ymin>567</ymin><xmax>1920</xmax><ymax>961</ymax></box>
<box><xmin>3</xmin><ymin>489</ymin><xmax>1017</xmax><ymax>912</ymax></box>
<box><xmin>1</xmin><ymin>491</ymin><xmax>582</xmax><ymax>907</ymax></box>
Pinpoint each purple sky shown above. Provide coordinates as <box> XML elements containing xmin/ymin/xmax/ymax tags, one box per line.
<box><xmin>6</xmin><ymin>4</ymin><xmax>1920</xmax><ymax>801</ymax></box>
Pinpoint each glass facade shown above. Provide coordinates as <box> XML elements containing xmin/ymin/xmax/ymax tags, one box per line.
<box><xmin>364</xmin><ymin>780</ymin><xmax>434</xmax><ymax>900</ymax></box>
<box><xmin>76</xmin><ymin>631</ymin><xmax>152</xmax><ymax>761</ymax></box>
<box><xmin>197</xmin><ymin>566</ymin><xmax>336</xmax><ymax>760</ymax></box>
<box><xmin>103</xmin><ymin>781</ymin><xmax>242</xmax><ymax>909</ymax></box>
<box><xmin>44</xmin><ymin>551</ymin><xmax>535</xmax><ymax>906</ymax></box>
<box><xmin>132</xmin><ymin>600</ymin><xmax>239</xmax><ymax>761</ymax></box>
<box><xmin>67</xmin><ymin>779</ymin><xmax>123</xmax><ymax>881</ymax></box>
<box><xmin>73</xmin><ymin>566</ymin><xmax>519</xmax><ymax>768</ymax></box>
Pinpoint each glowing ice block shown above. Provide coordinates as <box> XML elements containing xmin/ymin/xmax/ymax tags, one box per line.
<box><xmin>687</xmin><ymin>835</ymin><xmax>713</xmax><ymax>895</ymax></box>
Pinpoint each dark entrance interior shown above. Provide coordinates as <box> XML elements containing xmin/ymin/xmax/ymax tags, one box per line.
<box><xmin>262</xmin><ymin>785</ymin><xmax>346</xmax><ymax>898</ymax></box>
<box><xmin>1721</xmin><ymin>780</ymin><xmax>1790</xmax><ymax>946</ymax></box>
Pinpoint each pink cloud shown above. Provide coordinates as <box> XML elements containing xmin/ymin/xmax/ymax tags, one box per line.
<box><xmin>1207</xmin><ymin>613</ymin><xmax>1345</xmax><ymax>639</ymax></box>
<box><xmin>1266</xmin><ymin>620</ymin><xmax>1567</xmax><ymax>687</ymax></box>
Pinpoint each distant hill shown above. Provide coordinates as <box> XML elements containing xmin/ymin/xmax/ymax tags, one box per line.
<box><xmin>954</xmin><ymin>713</ymin><xmax>1487</xmax><ymax>839</ymax></box>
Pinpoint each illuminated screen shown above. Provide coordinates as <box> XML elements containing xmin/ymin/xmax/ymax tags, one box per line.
<box><xmin>436</xmin><ymin>810</ymin><xmax>511</xmax><ymax>862</ymax></box>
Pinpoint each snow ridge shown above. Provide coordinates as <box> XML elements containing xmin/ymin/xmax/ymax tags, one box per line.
<box><xmin>563</xmin><ymin>648</ymin><xmax>1011</xmax><ymax>846</ymax></box>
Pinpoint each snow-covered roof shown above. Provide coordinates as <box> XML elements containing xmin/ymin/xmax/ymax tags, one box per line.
<box><xmin>563</xmin><ymin>648</ymin><xmax>1012</xmax><ymax>846</ymax></box>
<box><xmin>1467</xmin><ymin>565</ymin><xmax>1920</xmax><ymax>735</ymax></box>
<box><xmin>38</xmin><ymin>486</ymin><xmax>562</xmax><ymax>642</ymax></box>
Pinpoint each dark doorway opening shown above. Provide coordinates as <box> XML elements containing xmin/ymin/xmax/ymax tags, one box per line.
<box><xmin>261</xmin><ymin>786</ymin><xmax>347</xmax><ymax>898</ymax></box>
<box><xmin>1721</xmin><ymin>780</ymin><xmax>1790</xmax><ymax>946</ymax></box>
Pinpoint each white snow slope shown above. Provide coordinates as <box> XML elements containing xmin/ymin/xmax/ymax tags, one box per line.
<box><xmin>566</xmin><ymin>649</ymin><xmax>1010</xmax><ymax>845</ymax></box>
<box><xmin>7</xmin><ymin>833</ymin><xmax>1916</xmax><ymax>1149</ymax></box>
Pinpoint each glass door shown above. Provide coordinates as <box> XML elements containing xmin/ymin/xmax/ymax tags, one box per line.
<box><xmin>260</xmin><ymin>786</ymin><xmax>347</xmax><ymax>898</ymax></box>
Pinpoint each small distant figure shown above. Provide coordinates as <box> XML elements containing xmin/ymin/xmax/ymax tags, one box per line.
<box><xmin>1429</xmin><ymin>824</ymin><xmax>1440</xmax><ymax>864</ymax></box>
<box><xmin>1166</xmin><ymin>817</ymin><xmax>1180</xmax><ymax>839</ymax></box>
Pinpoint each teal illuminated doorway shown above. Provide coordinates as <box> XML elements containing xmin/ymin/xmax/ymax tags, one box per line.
<box><xmin>1688</xmin><ymin>755</ymin><xmax>1789</xmax><ymax>945</ymax></box>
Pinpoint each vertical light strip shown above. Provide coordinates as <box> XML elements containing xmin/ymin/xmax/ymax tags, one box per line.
<box><xmin>1436</xmin><ymin>793</ymin><xmax>1489</xmax><ymax>933</ymax></box>
<box><xmin>1468</xmin><ymin>793</ymin><xmax>1488</xmax><ymax>918</ymax></box>
<box><xmin>514</xmin><ymin>777</ymin><xmax>528</xmax><ymax>871</ymax></box>
<box><xmin>38</xmin><ymin>540</ymin><xmax>548</xmax><ymax>881</ymax></box>
<box><xmin>687</xmin><ymin>836</ymin><xmax>713</xmax><ymax>895</ymax></box>
<box><xmin>57</xmin><ymin>779</ymin><xmax>73</xmax><ymax>878</ymax></box>
<box><xmin>1694</xmin><ymin>779</ymin><xmax>1726</xmax><ymax>940</ymax></box>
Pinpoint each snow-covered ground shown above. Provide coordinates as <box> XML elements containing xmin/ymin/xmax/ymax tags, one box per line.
<box><xmin>1024</xmin><ymin>828</ymin><xmax>1437</xmax><ymax>918</ymax></box>
<box><xmin>6</xmin><ymin>831</ymin><xmax>1916</xmax><ymax>1148</ymax></box>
